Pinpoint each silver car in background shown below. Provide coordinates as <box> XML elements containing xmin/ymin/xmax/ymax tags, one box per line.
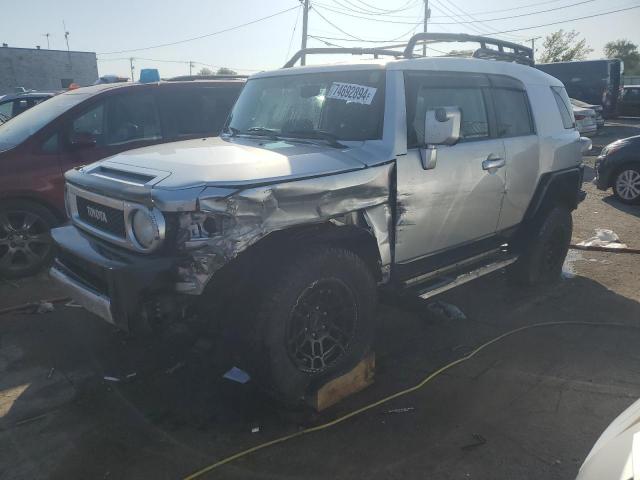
<box><xmin>572</xmin><ymin>103</ymin><xmax>598</xmax><ymax>136</ymax></box>
<box><xmin>571</xmin><ymin>98</ymin><xmax>605</xmax><ymax>127</ymax></box>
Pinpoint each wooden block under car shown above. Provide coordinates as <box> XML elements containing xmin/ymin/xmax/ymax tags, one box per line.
<box><xmin>309</xmin><ymin>353</ymin><xmax>375</xmax><ymax>411</ymax></box>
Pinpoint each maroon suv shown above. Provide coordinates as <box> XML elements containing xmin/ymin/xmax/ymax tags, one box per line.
<box><xmin>0</xmin><ymin>79</ymin><xmax>244</xmax><ymax>278</ymax></box>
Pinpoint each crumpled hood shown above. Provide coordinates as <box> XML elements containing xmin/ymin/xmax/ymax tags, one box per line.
<box><xmin>99</xmin><ymin>136</ymin><xmax>377</xmax><ymax>189</ymax></box>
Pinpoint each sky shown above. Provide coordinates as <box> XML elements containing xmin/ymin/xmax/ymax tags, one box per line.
<box><xmin>1</xmin><ymin>0</ymin><xmax>639</xmax><ymax>80</ymax></box>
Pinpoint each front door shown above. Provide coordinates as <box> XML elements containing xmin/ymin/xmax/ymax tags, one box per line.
<box><xmin>395</xmin><ymin>71</ymin><xmax>506</xmax><ymax>270</ymax></box>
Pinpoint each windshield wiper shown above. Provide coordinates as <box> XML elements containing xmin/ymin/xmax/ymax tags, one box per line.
<box><xmin>284</xmin><ymin>129</ymin><xmax>346</xmax><ymax>148</ymax></box>
<box><xmin>243</xmin><ymin>127</ymin><xmax>281</xmax><ymax>140</ymax></box>
<box><xmin>224</xmin><ymin>126</ymin><xmax>240</xmax><ymax>137</ymax></box>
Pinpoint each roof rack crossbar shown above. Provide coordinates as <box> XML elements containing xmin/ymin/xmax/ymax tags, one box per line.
<box><xmin>284</xmin><ymin>47</ymin><xmax>403</xmax><ymax>68</ymax></box>
<box><xmin>403</xmin><ymin>33</ymin><xmax>533</xmax><ymax>65</ymax></box>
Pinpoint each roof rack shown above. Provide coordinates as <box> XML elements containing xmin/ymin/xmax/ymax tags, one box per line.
<box><xmin>166</xmin><ymin>74</ymin><xmax>249</xmax><ymax>82</ymax></box>
<box><xmin>404</xmin><ymin>33</ymin><xmax>534</xmax><ymax>66</ymax></box>
<box><xmin>284</xmin><ymin>47</ymin><xmax>404</xmax><ymax>68</ymax></box>
<box><xmin>284</xmin><ymin>33</ymin><xmax>534</xmax><ymax>68</ymax></box>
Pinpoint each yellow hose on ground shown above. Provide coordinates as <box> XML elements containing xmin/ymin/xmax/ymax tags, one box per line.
<box><xmin>184</xmin><ymin>320</ymin><xmax>638</xmax><ymax>479</ymax></box>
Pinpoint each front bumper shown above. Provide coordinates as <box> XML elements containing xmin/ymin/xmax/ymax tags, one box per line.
<box><xmin>50</xmin><ymin>225</ymin><xmax>178</xmax><ymax>331</ymax></box>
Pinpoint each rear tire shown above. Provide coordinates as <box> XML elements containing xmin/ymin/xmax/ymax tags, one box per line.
<box><xmin>254</xmin><ymin>247</ymin><xmax>377</xmax><ymax>405</ymax></box>
<box><xmin>613</xmin><ymin>166</ymin><xmax>640</xmax><ymax>205</ymax></box>
<box><xmin>510</xmin><ymin>206</ymin><xmax>572</xmax><ymax>286</ymax></box>
<box><xmin>0</xmin><ymin>200</ymin><xmax>58</xmax><ymax>279</ymax></box>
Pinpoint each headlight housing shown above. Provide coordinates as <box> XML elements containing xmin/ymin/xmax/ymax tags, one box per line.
<box><xmin>129</xmin><ymin>208</ymin><xmax>164</xmax><ymax>250</ymax></box>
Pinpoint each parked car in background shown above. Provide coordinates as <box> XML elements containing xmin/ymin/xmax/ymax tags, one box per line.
<box><xmin>595</xmin><ymin>135</ymin><xmax>640</xmax><ymax>204</ymax></box>
<box><xmin>0</xmin><ymin>91</ymin><xmax>55</xmax><ymax>124</ymax></box>
<box><xmin>572</xmin><ymin>104</ymin><xmax>598</xmax><ymax>136</ymax></box>
<box><xmin>0</xmin><ymin>78</ymin><xmax>245</xmax><ymax>278</ymax></box>
<box><xmin>619</xmin><ymin>85</ymin><xmax>640</xmax><ymax>116</ymax></box>
<box><xmin>576</xmin><ymin>397</ymin><xmax>640</xmax><ymax>480</ymax></box>
<box><xmin>571</xmin><ymin>98</ymin><xmax>604</xmax><ymax>127</ymax></box>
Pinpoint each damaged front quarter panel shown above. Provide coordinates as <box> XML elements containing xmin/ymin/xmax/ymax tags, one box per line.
<box><xmin>175</xmin><ymin>163</ymin><xmax>395</xmax><ymax>294</ymax></box>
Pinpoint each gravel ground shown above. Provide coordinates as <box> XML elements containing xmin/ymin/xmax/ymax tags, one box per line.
<box><xmin>0</xmin><ymin>120</ymin><xmax>639</xmax><ymax>480</ymax></box>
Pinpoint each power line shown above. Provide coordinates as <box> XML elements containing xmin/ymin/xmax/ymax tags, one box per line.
<box><xmin>310</xmin><ymin>4</ymin><xmax>640</xmax><ymax>42</ymax></box>
<box><xmin>96</xmin><ymin>56</ymin><xmax>262</xmax><ymax>73</ymax></box>
<box><xmin>331</xmin><ymin>0</ymin><xmax>419</xmax><ymax>16</ymax></box>
<box><xmin>312</xmin><ymin>0</ymin><xmax>596</xmax><ymax>25</ymax></box>
<box><xmin>97</xmin><ymin>6</ymin><xmax>299</xmax><ymax>55</ymax></box>
<box><xmin>285</xmin><ymin>4</ymin><xmax>303</xmax><ymax>61</ymax></box>
<box><xmin>485</xmin><ymin>4</ymin><xmax>640</xmax><ymax>35</ymax></box>
<box><xmin>320</xmin><ymin>0</ymin><xmax>594</xmax><ymax>19</ymax></box>
<box><xmin>312</xmin><ymin>5</ymin><xmax>365</xmax><ymax>41</ymax></box>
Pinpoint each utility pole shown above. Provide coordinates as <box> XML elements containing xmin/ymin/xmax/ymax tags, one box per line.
<box><xmin>189</xmin><ymin>61</ymin><xmax>194</xmax><ymax>76</ymax></box>
<box><xmin>130</xmin><ymin>57</ymin><xmax>135</xmax><ymax>82</ymax></box>
<box><xmin>423</xmin><ymin>0</ymin><xmax>430</xmax><ymax>57</ymax></box>
<box><xmin>301</xmin><ymin>0</ymin><xmax>309</xmax><ymax>66</ymax></box>
<box><xmin>528</xmin><ymin>36</ymin><xmax>541</xmax><ymax>62</ymax></box>
<box><xmin>62</xmin><ymin>21</ymin><xmax>70</xmax><ymax>52</ymax></box>
<box><xmin>43</xmin><ymin>33</ymin><xmax>51</xmax><ymax>49</ymax></box>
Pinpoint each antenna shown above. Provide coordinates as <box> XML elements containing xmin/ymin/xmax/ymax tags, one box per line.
<box><xmin>42</xmin><ymin>33</ymin><xmax>52</xmax><ymax>49</ymax></box>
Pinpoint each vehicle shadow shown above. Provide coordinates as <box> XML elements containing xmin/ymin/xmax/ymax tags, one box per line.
<box><xmin>602</xmin><ymin>195</ymin><xmax>640</xmax><ymax>218</ymax></box>
<box><xmin>2</xmin><ymin>273</ymin><xmax>640</xmax><ymax>479</ymax></box>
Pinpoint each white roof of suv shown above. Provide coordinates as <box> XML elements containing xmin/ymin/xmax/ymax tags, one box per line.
<box><xmin>253</xmin><ymin>56</ymin><xmax>562</xmax><ymax>87</ymax></box>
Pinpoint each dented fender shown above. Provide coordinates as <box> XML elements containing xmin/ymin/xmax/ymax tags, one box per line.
<box><xmin>176</xmin><ymin>163</ymin><xmax>395</xmax><ymax>294</ymax></box>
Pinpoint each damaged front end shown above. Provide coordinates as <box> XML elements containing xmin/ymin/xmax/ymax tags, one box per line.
<box><xmin>174</xmin><ymin>163</ymin><xmax>395</xmax><ymax>295</ymax></box>
<box><xmin>51</xmin><ymin>162</ymin><xmax>395</xmax><ymax>331</ymax></box>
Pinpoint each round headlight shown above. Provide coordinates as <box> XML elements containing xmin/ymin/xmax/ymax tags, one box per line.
<box><xmin>131</xmin><ymin>209</ymin><xmax>158</xmax><ymax>248</ymax></box>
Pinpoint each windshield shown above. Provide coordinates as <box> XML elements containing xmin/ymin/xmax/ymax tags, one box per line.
<box><xmin>0</xmin><ymin>90</ymin><xmax>93</xmax><ymax>151</ymax></box>
<box><xmin>227</xmin><ymin>70</ymin><xmax>385</xmax><ymax>142</ymax></box>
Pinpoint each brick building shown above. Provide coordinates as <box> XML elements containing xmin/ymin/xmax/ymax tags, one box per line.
<box><xmin>0</xmin><ymin>45</ymin><xmax>98</xmax><ymax>95</ymax></box>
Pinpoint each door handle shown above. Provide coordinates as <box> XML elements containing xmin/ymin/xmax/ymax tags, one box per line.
<box><xmin>482</xmin><ymin>156</ymin><xmax>506</xmax><ymax>171</ymax></box>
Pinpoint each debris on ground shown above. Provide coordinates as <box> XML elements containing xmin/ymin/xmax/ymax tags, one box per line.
<box><xmin>461</xmin><ymin>433</ymin><xmax>487</xmax><ymax>451</ymax></box>
<box><xmin>251</xmin><ymin>426</ymin><xmax>260</xmax><ymax>433</ymax></box>
<box><xmin>64</xmin><ymin>300</ymin><xmax>83</xmax><ymax>308</ymax></box>
<box><xmin>35</xmin><ymin>301</ymin><xmax>55</xmax><ymax>314</ymax></box>
<box><xmin>427</xmin><ymin>300</ymin><xmax>467</xmax><ymax>321</ymax></box>
<box><xmin>165</xmin><ymin>361</ymin><xmax>186</xmax><ymax>374</ymax></box>
<box><xmin>223</xmin><ymin>366</ymin><xmax>251</xmax><ymax>384</ymax></box>
<box><xmin>103</xmin><ymin>376</ymin><xmax>121</xmax><ymax>383</ymax></box>
<box><xmin>577</xmin><ymin>229</ymin><xmax>628</xmax><ymax>249</ymax></box>
<box><xmin>47</xmin><ymin>367</ymin><xmax>55</xmax><ymax>379</ymax></box>
<box><xmin>384</xmin><ymin>407</ymin><xmax>415</xmax><ymax>414</ymax></box>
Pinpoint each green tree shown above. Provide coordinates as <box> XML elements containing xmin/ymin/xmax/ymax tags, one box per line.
<box><xmin>216</xmin><ymin>67</ymin><xmax>238</xmax><ymax>76</ymax></box>
<box><xmin>604</xmin><ymin>39</ymin><xmax>640</xmax><ymax>74</ymax></box>
<box><xmin>197</xmin><ymin>67</ymin><xmax>214</xmax><ymax>76</ymax></box>
<box><xmin>539</xmin><ymin>30</ymin><xmax>593</xmax><ymax>63</ymax></box>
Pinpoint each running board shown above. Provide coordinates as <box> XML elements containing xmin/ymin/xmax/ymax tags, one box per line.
<box><xmin>417</xmin><ymin>257</ymin><xmax>518</xmax><ymax>300</ymax></box>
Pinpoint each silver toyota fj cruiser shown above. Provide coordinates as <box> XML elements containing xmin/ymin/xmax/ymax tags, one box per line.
<box><xmin>50</xmin><ymin>34</ymin><xmax>589</xmax><ymax>402</ymax></box>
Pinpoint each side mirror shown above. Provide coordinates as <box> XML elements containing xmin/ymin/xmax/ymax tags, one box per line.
<box><xmin>69</xmin><ymin>131</ymin><xmax>97</xmax><ymax>150</ymax></box>
<box><xmin>420</xmin><ymin>107</ymin><xmax>461</xmax><ymax>170</ymax></box>
<box><xmin>424</xmin><ymin>107</ymin><xmax>461</xmax><ymax>146</ymax></box>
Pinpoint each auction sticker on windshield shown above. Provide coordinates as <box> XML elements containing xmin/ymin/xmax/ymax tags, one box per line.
<box><xmin>327</xmin><ymin>82</ymin><xmax>377</xmax><ymax>105</ymax></box>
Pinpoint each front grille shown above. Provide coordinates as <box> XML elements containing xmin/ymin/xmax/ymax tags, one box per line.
<box><xmin>76</xmin><ymin>196</ymin><xmax>126</xmax><ymax>238</ymax></box>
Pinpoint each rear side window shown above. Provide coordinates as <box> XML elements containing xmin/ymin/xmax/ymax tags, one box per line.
<box><xmin>493</xmin><ymin>89</ymin><xmax>534</xmax><ymax>137</ymax></box>
<box><xmin>158</xmin><ymin>86</ymin><xmax>240</xmax><ymax>139</ymax></box>
<box><xmin>551</xmin><ymin>86</ymin><xmax>575</xmax><ymax>129</ymax></box>
<box><xmin>405</xmin><ymin>74</ymin><xmax>489</xmax><ymax>147</ymax></box>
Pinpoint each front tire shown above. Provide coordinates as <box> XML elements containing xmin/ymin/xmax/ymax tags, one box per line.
<box><xmin>0</xmin><ymin>201</ymin><xmax>57</xmax><ymax>278</ymax></box>
<box><xmin>255</xmin><ymin>247</ymin><xmax>377</xmax><ymax>404</ymax></box>
<box><xmin>510</xmin><ymin>206</ymin><xmax>572</xmax><ymax>286</ymax></box>
<box><xmin>613</xmin><ymin>167</ymin><xmax>640</xmax><ymax>205</ymax></box>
